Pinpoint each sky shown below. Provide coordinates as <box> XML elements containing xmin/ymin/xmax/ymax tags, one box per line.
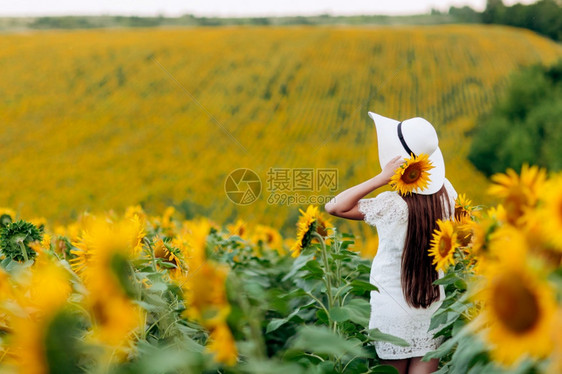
<box><xmin>0</xmin><ymin>0</ymin><xmax>537</xmax><ymax>17</ymax></box>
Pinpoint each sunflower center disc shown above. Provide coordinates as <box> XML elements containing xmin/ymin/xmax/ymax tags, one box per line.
<box><xmin>438</xmin><ymin>236</ymin><xmax>452</xmax><ymax>257</ymax></box>
<box><xmin>402</xmin><ymin>166</ymin><xmax>421</xmax><ymax>183</ymax></box>
<box><xmin>492</xmin><ymin>276</ymin><xmax>540</xmax><ymax>334</ymax></box>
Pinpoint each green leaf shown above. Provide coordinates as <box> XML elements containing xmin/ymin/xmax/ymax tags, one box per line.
<box><xmin>449</xmin><ymin>334</ymin><xmax>489</xmax><ymax>373</ymax></box>
<box><xmin>303</xmin><ymin>259</ymin><xmax>324</xmax><ymax>277</ymax></box>
<box><xmin>370</xmin><ymin>365</ymin><xmax>400</xmax><ymax>374</ymax></box>
<box><xmin>357</xmin><ymin>263</ymin><xmax>371</xmax><ymax>274</ymax></box>
<box><xmin>423</xmin><ymin>322</ymin><xmax>471</xmax><ymax>360</ymax></box>
<box><xmin>433</xmin><ymin>272</ymin><xmax>460</xmax><ymax>286</ymax></box>
<box><xmin>240</xmin><ymin>360</ymin><xmax>305</xmax><ymax>374</ymax></box>
<box><xmin>282</xmin><ymin>253</ymin><xmax>315</xmax><ymax>281</ymax></box>
<box><xmin>149</xmin><ymin>281</ymin><xmax>168</xmax><ymax>292</ymax></box>
<box><xmin>110</xmin><ymin>252</ymin><xmax>139</xmax><ymax>298</ymax></box>
<box><xmin>290</xmin><ymin>325</ymin><xmax>368</xmax><ymax>358</ymax></box>
<box><xmin>316</xmin><ymin>309</ymin><xmax>330</xmax><ymax>325</ymax></box>
<box><xmin>45</xmin><ymin>310</ymin><xmax>85</xmax><ymax>374</ymax></box>
<box><xmin>428</xmin><ymin>310</ymin><xmax>449</xmax><ymax>331</ymax></box>
<box><xmin>334</xmin><ymin>284</ymin><xmax>353</xmax><ymax>298</ymax></box>
<box><xmin>265</xmin><ymin>307</ymin><xmax>302</xmax><ymax>334</ymax></box>
<box><xmin>453</xmin><ymin>279</ymin><xmax>467</xmax><ymax>291</ymax></box>
<box><xmin>134</xmin><ymin>300</ymin><xmax>159</xmax><ymax>312</ymax></box>
<box><xmin>329</xmin><ymin>307</ymin><xmax>350</xmax><ymax>322</ymax></box>
<box><xmin>330</xmin><ymin>298</ymin><xmax>370</xmax><ymax>326</ymax></box>
<box><xmin>340</xmin><ymin>240</ymin><xmax>356</xmax><ymax>250</ymax></box>
<box><xmin>367</xmin><ymin>328</ymin><xmax>409</xmax><ymax>347</ymax></box>
<box><xmin>350</xmin><ymin>279</ymin><xmax>378</xmax><ymax>293</ymax></box>
<box><xmin>266</xmin><ymin>318</ymin><xmax>289</xmax><ymax>334</ymax></box>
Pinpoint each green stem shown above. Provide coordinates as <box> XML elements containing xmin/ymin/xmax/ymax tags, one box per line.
<box><xmin>231</xmin><ymin>274</ymin><xmax>265</xmax><ymax>359</ymax></box>
<box><xmin>333</xmin><ymin>235</ymin><xmax>343</xmax><ymax>308</ymax></box>
<box><xmin>304</xmin><ymin>290</ymin><xmax>330</xmax><ymax>317</ymax></box>
<box><xmin>313</xmin><ymin>233</ymin><xmax>332</xmax><ymax>308</ymax></box>
<box><xmin>143</xmin><ymin>237</ymin><xmax>158</xmax><ymax>272</ymax></box>
<box><xmin>17</xmin><ymin>240</ymin><xmax>29</xmax><ymax>262</ymax></box>
<box><xmin>313</xmin><ymin>232</ymin><xmax>338</xmax><ymax>334</ymax></box>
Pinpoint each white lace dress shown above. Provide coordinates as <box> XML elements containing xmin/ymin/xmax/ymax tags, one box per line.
<box><xmin>357</xmin><ymin>179</ymin><xmax>457</xmax><ymax>359</ymax></box>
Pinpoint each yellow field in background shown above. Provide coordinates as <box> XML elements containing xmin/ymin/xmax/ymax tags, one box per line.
<box><xmin>0</xmin><ymin>25</ymin><xmax>561</xmax><ymax>250</ymax></box>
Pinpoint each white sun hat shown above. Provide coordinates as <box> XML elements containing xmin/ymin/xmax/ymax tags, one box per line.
<box><xmin>368</xmin><ymin>112</ymin><xmax>445</xmax><ymax>195</ymax></box>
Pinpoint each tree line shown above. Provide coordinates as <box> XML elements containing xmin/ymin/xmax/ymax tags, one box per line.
<box><xmin>1</xmin><ymin>1</ymin><xmax>559</xmax><ymax>42</ymax></box>
<box><xmin>449</xmin><ymin>0</ymin><xmax>562</xmax><ymax>41</ymax></box>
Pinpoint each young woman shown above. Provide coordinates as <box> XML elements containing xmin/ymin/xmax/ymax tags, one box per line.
<box><xmin>325</xmin><ymin>112</ymin><xmax>457</xmax><ymax>374</ymax></box>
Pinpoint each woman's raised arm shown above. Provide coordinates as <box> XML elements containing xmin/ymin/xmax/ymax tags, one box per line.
<box><xmin>324</xmin><ymin>156</ymin><xmax>403</xmax><ymax>220</ymax></box>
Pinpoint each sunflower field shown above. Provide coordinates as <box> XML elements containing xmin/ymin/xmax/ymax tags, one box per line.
<box><xmin>1</xmin><ymin>25</ymin><xmax>561</xmax><ymax>240</ymax></box>
<box><xmin>0</xmin><ymin>164</ymin><xmax>561</xmax><ymax>373</ymax></box>
<box><xmin>1</xmin><ymin>23</ymin><xmax>562</xmax><ymax>373</ymax></box>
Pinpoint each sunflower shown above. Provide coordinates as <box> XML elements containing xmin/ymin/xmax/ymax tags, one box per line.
<box><xmin>70</xmin><ymin>217</ymin><xmax>144</xmax><ymax>350</ymax></box>
<box><xmin>471</xmin><ymin>231</ymin><xmax>556</xmax><ymax>366</ymax></box>
<box><xmin>71</xmin><ymin>215</ymin><xmax>144</xmax><ymax>276</ymax></box>
<box><xmin>453</xmin><ymin>216</ymin><xmax>473</xmax><ymax>248</ymax></box>
<box><xmin>486</xmin><ymin>225</ymin><xmax>529</xmax><ymax>263</ymax></box>
<box><xmin>183</xmin><ymin>219</ymin><xmax>212</xmax><ymax>272</ymax></box>
<box><xmin>549</xmin><ymin>309</ymin><xmax>562</xmax><ymax>374</ymax></box>
<box><xmin>390</xmin><ymin>153</ymin><xmax>434</xmax><ymax>196</ymax></box>
<box><xmin>226</xmin><ymin>219</ymin><xmax>248</xmax><ymax>239</ymax></box>
<box><xmin>206</xmin><ymin>322</ymin><xmax>238</xmax><ymax>366</ymax></box>
<box><xmin>455</xmin><ymin>194</ymin><xmax>474</xmax><ymax>222</ymax></box>
<box><xmin>0</xmin><ymin>220</ymin><xmax>42</xmax><ymax>262</ymax></box>
<box><xmin>0</xmin><ymin>207</ymin><xmax>16</xmax><ymax>227</ymax></box>
<box><xmin>9</xmin><ymin>315</ymin><xmax>51</xmax><ymax>374</ymax></box>
<box><xmin>182</xmin><ymin>261</ymin><xmax>231</xmax><ymax>328</ymax></box>
<box><xmin>128</xmin><ymin>214</ymin><xmax>146</xmax><ymax>257</ymax></box>
<box><xmin>428</xmin><ymin>219</ymin><xmax>458</xmax><ymax>271</ymax></box>
<box><xmin>149</xmin><ymin>206</ymin><xmax>177</xmax><ymax>238</ymax></box>
<box><xmin>315</xmin><ymin>212</ymin><xmax>332</xmax><ymax>238</ymax></box>
<box><xmin>124</xmin><ymin>204</ymin><xmax>147</xmax><ymax>227</ymax></box>
<box><xmin>153</xmin><ymin>236</ymin><xmax>183</xmax><ymax>274</ymax></box>
<box><xmin>88</xmin><ymin>293</ymin><xmax>144</xmax><ymax>350</ymax></box>
<box><xmin>251</xmin><ymin>225</ymin><xmax>284</xmax><ymax>256</ymax></box>
<box><xmin>488</xmin><ymin>165</ymin><xmax>546</xmax><ymax>226</ymax></box>
<box><xmin>290</xmin><ymin>205</ymin><xmax>332</xmax><ymax>258</ymax></box>
<box><xmin>4</xmin><ymin>258</ymin><xmax>72</xmax><ymax>374</ymax></box>
<box><xmin>28</xmin><ymin>233</ymin><xmax>52</xmax><ymax>257</ymax></box>
<box><xmin>518</xmin><ymin>209</ymin><xmax>562</xmax><ymax>267</ymax></box>
<box><xmin>538</xmin><ymin>174</ymin><xmax>562</xmax><ymax>252</ymax></box>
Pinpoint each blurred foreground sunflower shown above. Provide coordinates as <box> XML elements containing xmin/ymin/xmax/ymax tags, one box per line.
<box><xmin>206</xmin><ymin>322</ymin><xmax>238</xmax><ymax>366</ymax></box>
<box><xmin>471</xmin><ymin>234</ymin><xmax>556</xmax><ymax>367</ymax></box>
<box><xmin>488</xmin><ymin>165</ymin><xmax>546</xmax><ymax>226</ymax></box>
<box><xmin>538</xmin><ymin>174</ymin><xmax>562</xmax><ymax>252</ymax></box>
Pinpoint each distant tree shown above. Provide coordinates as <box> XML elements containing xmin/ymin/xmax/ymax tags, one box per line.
<box><xmin>525</xmin><ymin>0</ymin><xmax>562</xmax><ymax>41</ymax></box>
<box><xmin>449</xmin><ymin>6</ymin><xmax>481</xmax><ymax>23</ymax></box>
<box><xmin>482</xmin><ymin>0</ymin><xmax>506</xmax><ymax>24</ymax></box>
<box><xmin>468</xmin><ymin>60</ymin><xmax>562</xmax><ymax>176</ymax></box>
<box><xmin>481</xmin><ymin>0</ymin><xmax>562</xmax><ymax>41</ymax></box>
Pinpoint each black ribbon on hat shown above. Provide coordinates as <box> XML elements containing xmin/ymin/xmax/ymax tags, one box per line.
<box><xmin>397</xmin><ymin>121</ymin><xmax>416</xmax><ymax>157</ymax></box>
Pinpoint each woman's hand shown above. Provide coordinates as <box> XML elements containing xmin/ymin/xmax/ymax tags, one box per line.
<box><xmin>324</xmin><ymin>155</ymin><xmax>405</xmax><ymax>220</ymax></box>
<box><xmin>379</xmin><ymin>155</ymin><xmax>404</xmax><ymax>184</ymax></box>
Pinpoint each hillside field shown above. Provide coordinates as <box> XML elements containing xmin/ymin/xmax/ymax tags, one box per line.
<box><xmin>0</xmin><ymin>24</ymin><xmax>561</xmax><ymax>251</ymax></box>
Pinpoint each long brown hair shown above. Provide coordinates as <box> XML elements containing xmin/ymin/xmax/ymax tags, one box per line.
<box><xmin>400</xmin><ymin>185</ymin><xmax>451</xmax><ymax>308</ymax></box>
